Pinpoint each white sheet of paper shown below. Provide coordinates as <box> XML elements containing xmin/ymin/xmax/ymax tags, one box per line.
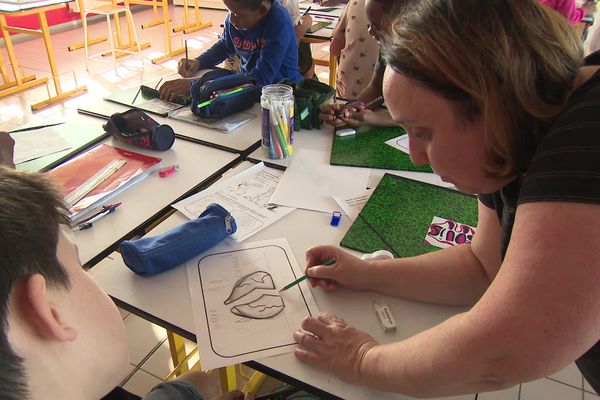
<box><xmin>173</xmin><ymin>163</ymin><xmax>295</xmax><ymax>242</ymax></box>
<box><xmin>186</xmin><ymin>238</ymin><xmax>320</xmax><ymax>370</ymax></box>
<box><xmin>384</xmin><ymin>133</ymin><xmax>410</xmax><ymax>155</ymax></box>
<box><xmin>333</xmin><ymin>190</ymin><xmax>372</xmax><ymax>222</ymax></box>
<box><xmin>269</xmin><ymin>148</ymin><xmax>370</xmax><ymax>213</ymax></box>
<box><xmin>12</xmin><ymin>128</ymin><xmax>71</xmax><ymax>164</ymax></box>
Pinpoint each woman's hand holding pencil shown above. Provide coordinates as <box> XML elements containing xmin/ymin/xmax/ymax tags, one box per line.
<box><xmin>304</xmin><ymin>245</ymin><xmax>373</xmax><ymax>292</ymax></box>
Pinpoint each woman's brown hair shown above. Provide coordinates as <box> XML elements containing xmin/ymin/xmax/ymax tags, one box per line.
<box><xmin>381</xmin><ymin>0</ymin><xmax>584</xmax><ymax>178</ymax></box>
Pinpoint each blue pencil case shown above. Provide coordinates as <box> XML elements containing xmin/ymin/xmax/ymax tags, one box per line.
<box><xmin>190</xmin><ymin>69</ymin><xmax>259</xmax><ymax>120</ymax></box>
<box><xmin>119</xmin><ymin>203</ymin><xmax>237</xmax><ymax>276</ymax></box>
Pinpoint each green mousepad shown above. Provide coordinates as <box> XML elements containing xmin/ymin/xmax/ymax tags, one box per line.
<box><xmin>330</xmin><ymin>126</ymin><xmax>432</xmax><ymax>173</ymax></box>
<box><xmin>340</xmin><ymin>173</ymin><xmax>478</xmax><ymax>257</ymax></box>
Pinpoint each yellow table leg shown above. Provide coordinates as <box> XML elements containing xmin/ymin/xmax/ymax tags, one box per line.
<box><xmin>242</xmin><ymin>371</ymin><xmax>267</xmax><ymax>394</ymax></box>
<box><xmin>167</xmin><ymin>331</ymin><xmax>190</xmax><ymax>376</ymax></box>
<box><xmin>171</xmin><ymin>0</ymin><xmax>211</xmax><ymax>34</ymax></box>
<box><xmin>67</xmin><ymin>0</ymin><xmax>108</xmax><ymax>51</ymax></box>
<box><xmin>31</xmin><ymin>9</ymin><xmax>87</xmax><ymax>110</ymax></box>
<box><xmin>328</xmin><ymin>53</ymin><xmax>337</xmax><ymax>88</ymax></box>
<box><xmin>150</xmin><ymin>0</ymin><xmax>185</xmax><ymax>64</ymax></box>
<box><xmin>219</xmin><ymin>365</ymin><xmax>237</xmax><ymax>393</ymax></box>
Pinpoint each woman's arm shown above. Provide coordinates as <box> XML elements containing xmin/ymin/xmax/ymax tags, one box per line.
<box><xmin>361</xmin><ymin>200</ymin><xmax>502</xmax><ymax>305</ymax></box>
<box><xmin>355</xmin><ymin>201</ymin><xmax>600</xmax><ymax>396</ymax></box>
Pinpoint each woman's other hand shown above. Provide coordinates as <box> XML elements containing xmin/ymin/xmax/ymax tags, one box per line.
<box><xmin>294</xmin><ymin>311</ymin><xmax>378</xmax><ymax>382</ymax></box>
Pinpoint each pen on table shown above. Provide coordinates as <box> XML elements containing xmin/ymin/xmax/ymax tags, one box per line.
<box><xmin>185</xmin><ymin>39</ymin><xmax>189</xmax><ymax>63</ymax></box>
<box><xmin>154</xmin><ymin>77</ymin><xmax>164</xmax><ymax>90</ymax></box>
<box><xmin>336</xmin><ymin>95</ymin><xmax>384</xmax><ymax>119</ymax></box>
<box><xmin>9</xmin><ymin>122</ymin><xmax>65</xmax><ymax>134</ymax></box>
<box><xmin>278</xmin><ymin>257</ymin><xmax>335</xmax><ymax>292</ymax></box>
<box><xmin>132</xmin><ymin>86</ymin><xmax>142</xmax><ymax>104</ymax></box>
<box><xmin>302</xmin><ymin>5</ymin><xmax>312</xmax><ymax>16</ymax></box>
<box><xmin>73</xmin><ymin>203</ymin><xmax>121</xmax><ymax>231</ymax></box>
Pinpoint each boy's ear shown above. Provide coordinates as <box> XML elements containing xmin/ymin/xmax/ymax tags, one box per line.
<box><xmin>24</xmin><ymin>274</ymin><xmax>77</xmax><ymax>342</ymax></box>
<box><xmin>257</xmin><ymin>1</ymin><xmax>271</xmax><ymax>17</ymax></box>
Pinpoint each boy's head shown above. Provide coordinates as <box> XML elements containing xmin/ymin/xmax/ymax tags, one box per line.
<box><xmin>224</xmin><ymin>0</ymin><xmax>274</xmax><ymax>30</ymax></box>
<box><xmin>0</xmin><ymin>167</ymin><xmax>128</xmax><ymax>400</ymax></box>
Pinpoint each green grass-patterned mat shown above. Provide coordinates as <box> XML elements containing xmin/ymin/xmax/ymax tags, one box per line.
<box><xmin>330</xmin><ymin>126</ymin><xmax>432</xmax><ymax>172</ymax></box>
<box><xmin>340</xmin><ymin>173</ymin><xmax>478</xmax><ymax>257</ymax></box>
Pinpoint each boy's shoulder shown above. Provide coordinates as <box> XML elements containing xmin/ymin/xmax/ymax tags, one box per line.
<box><xmin>266</xmin><ymin>1</ymin><xmax>293</xmax><ymax>25</ymax></box>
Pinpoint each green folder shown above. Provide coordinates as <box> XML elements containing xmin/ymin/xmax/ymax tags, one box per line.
<box><xmin>330</xmin><ymin>126</ymin><xmax>432</xmax><ymax>173</ymax></box>
<box><xmin>340</xmin><ymin>173</ymin><xmax>479</xmax><ymax>257</ymax></box>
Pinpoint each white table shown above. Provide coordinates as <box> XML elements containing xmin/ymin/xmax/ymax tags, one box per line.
<box><xmin>77</xmin><ymin>99</ymin><xmax>262</xmax><ymax>155</ymax></box>
<box><xmin>91</xmin><ymin>161</ymin><xmax>471</xmax><ymax>400</ymax></box>
<box><xmin>62</xmin><ymin>133</ymin><xmax>240</xmax><ymax>266</ymax></box>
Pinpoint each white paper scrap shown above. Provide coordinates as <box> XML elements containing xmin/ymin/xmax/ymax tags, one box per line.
<box><xmin>268</xmin><ymin>148</ymin><xmax>370</xmax><ymax>213</ymax></box>
<box><xmin>424</xmin><ymin>216</ymin><xmax>477</xmax><ymax>249</ymax></box>
<box><xmin>333</xmin><ymin>190</ymin><xmax>372</xmax><ymax>221</ymax></box>
<box><xmin>384</xmin><ymin>133</ymin><xmax>410</xmax><ymax>155</ymax></box>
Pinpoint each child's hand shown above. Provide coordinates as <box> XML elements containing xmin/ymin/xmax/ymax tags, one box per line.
<box><xmin>159</xmin><ymin>79</ymin><xmax>192</xmax><ymax>103</ymax></box>
<box><xmin>317</xmin><ymin>0</ymin><xmax>345</xmax><ymax>5</ymax></box>
<box><xmin>178</xmin><ymin>58</ymin><xmax>199</xmax><ymax>78</ymax></box>
<box><xmin>339</xmin><ymin>109</ymin><xmax>374</xmax><ymax>127</ymax></box>
<box><xmin>320</xmin><ymin>102</ymin><xmax>366</xmax><ymax>127</ymax></box>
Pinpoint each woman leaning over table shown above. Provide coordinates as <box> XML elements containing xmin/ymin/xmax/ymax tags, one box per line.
<box><xmin>293</xmin><ymin>0</ymin><xmax>600</xmax><ymax>397</ymax></box>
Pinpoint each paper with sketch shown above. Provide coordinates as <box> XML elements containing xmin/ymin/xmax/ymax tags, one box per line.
<box><xmin>268</xmin><ymin>148</ymin><xmax>370</xmax><ymax>213</ymax></box>
<box><xmin>173</xmin><ymin>163</ymin><xmax>295</xmax><ymax>242</ymax></box>
<box><xmin>12</xmin><ymin>128</ymin><xmax>71</xmax><ymax>164</ymax></box>
<box><xmin>424</xmin><ymin>216</ymin><xmax>477</xmax><ymax>249</ymax></box>
<box><xmin>333</xmin><ymin>190</ymin><xmax>372</xmax><ymax>222</ymax></box>
<box><xmin>384</xmin><ymin>133</ymin><xmax>410</xmax><ymax>155</ymax></box>
<box><xmin>186</xmin><ymin>238</ymin><xmax>319</xmax><ymax>370</ymax></box>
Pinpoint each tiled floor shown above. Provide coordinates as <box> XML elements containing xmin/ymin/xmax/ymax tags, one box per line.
<box><xmin>3</xmin><ymin>5</ymin><xmax>600</xmax><ymax>399</ymax></box>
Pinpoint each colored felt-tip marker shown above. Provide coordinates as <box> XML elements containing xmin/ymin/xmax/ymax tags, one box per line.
<box><xmin>278</xmin><ymin>257</ymin><xmax>335</xmax><ymax>292</ymax></box>
<box><xmin>196</xmin><ymin>87</ymin><xmax>245</xmax><ymax>109</ymax></box>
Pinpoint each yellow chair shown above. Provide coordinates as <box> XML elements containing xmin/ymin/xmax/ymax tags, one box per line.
<box><xmin>81</xmin><ymin>0</ymin><xmax>143</xmax><ymax>70</ymax></box>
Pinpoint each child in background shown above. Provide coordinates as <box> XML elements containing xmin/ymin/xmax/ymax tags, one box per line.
<box><xmin>159</xmin><ymin>0</ymin><xmax>303</xmax><ymax>102</ymax></box>
<box><xmin>331</xmin><ymin>0</ymin><xmax>379</xmax><ymax>99</ymax></box>
<box><xmin>281</xmin><ymin>0</ymin><xmax>315</xmax><ymax>78</ymax></box>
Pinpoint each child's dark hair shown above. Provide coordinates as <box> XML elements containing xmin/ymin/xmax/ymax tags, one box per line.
<box><xmin>232</xmin><ymin>0</ymin><xmax>274</xmax><ymax>11</ymax></box>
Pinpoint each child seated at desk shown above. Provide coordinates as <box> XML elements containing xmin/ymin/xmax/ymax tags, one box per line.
<box><xmin>159</xmin><ymin>0</ymin><xmax>304</xmax><ymax>103</ymax></box>
<box><xmin>0</xmin><ymin>166</ymin><xmax>255</xmax><ymax>399</ymax></box>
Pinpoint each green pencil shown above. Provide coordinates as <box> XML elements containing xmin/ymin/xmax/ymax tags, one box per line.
<box><xmin>278</xmin><ymin>257</ymin><xmax>335</xmax><ymax>292</ymax></box>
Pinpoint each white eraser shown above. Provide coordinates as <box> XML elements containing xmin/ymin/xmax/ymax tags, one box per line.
<box><xmin>335</xmin><ymin>127</ymin><xmax>356</xmax><ymax>137</ymax></box>
<box><xmin>373</xmin><ymin>300</ymin><xmax>397</xmax><ymax>333</ymax></box>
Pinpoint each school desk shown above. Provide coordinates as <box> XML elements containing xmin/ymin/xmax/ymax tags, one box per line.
<box><xmin>0</xmin><ymin>0</ymin><xmax>88</xmax><ymax>110</ymax></box>
<box><xmin>90</xmin><ymin>160</ymin><xmax>473</xmax><ymax>400</ymax></box>
<box><xmin>60</xmin><ymin>130</ymin><xmax>241</xmax><ymax>266</ymax></box>
<box><xmin>299</xmin><ymin>2</ymin><xmax>344</xmax><ymax>19</ymax></box>
<box><xmin>77</xmin><ymin>99</ymin><xmax>262</xmax><ymax>154</ymax></box>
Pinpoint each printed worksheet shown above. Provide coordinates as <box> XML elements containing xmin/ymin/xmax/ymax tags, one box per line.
<box><xmin>186</xmin><ymin>238</ymin><xmax>319</xmax><ymax>370</ymax></box>
<box><xmin>173</xmin><ymin>163</ymin><xmax>295</xmax><ymax>242</ymax></box>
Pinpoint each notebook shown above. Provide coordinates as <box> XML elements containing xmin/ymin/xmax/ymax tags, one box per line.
<box><xmin>104</xmin><ymin>86</ymin><xmax>185</xmax><ymax>118</ymax></box>
<box><xmin>47</xmin><ymin>144</ymin><xmax>163</xmax><ymax>222</ymax></box>
<box><xmin>330</xmin><ymin>126</ymin><xmax>432</xmax><ymax>173</ymax></box>
<box><xmin>340</xmin><ymin>173</ymin><xmax>478</xmax><ymax>257</ymax></box>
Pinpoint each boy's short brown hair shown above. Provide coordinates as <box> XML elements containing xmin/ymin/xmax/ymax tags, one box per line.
<box><xmin>0</xmin><ymin>167</ymin><xmax>70</xmax><ymax>400</ymax></box>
